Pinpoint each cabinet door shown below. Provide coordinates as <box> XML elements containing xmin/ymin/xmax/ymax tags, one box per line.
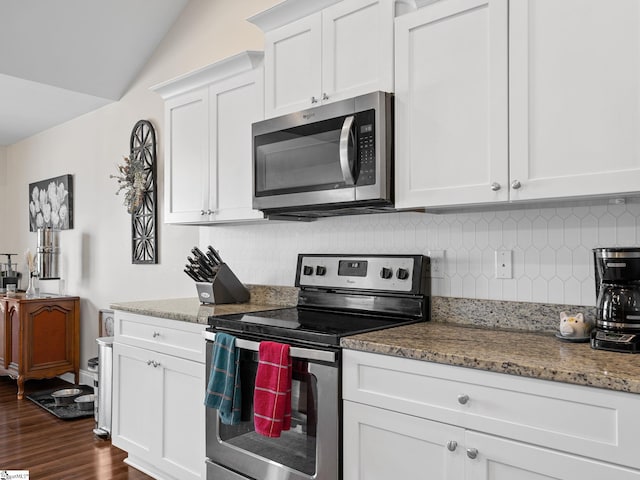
<box><xmin>164</xmin><ymin>88</ymin><xmax>211</xmax><ymax>223</ymax></box>
<box><xmin>157</xmin><ymin>348</ymin><xmax>205</xmax><ymax>480</ymax></box>
<box><xmin>210</xmin><ymin>70</ymin><xmax>265</xmax><ymax>223</ymax></box>
<box><xmin>112</xmin><ymin>342</ymin><xmax>205</xmax><ymax>480</ymax></box>
<box><xmin>509</xmin><ymin>0</ymin><xmax>640</xmax><ymax>201</ymax></box>
<box><xmin>0</xmin><ymin>301</ymin><xmax>6</xmax><ymax>369</ymax></box>
<box><xmin>394</xmin><ymin>0</ymin><xmax>509</xmax><ymax>209</ymax></box>
<box><xmin>112</xmin><ymin>343</ymin><xmax>159</xmax><ymax>460</ymax></box>
<box><xmin>465</xmin><ymin>431</ymin><xmax>640</xmax><ymax>480</ymax></box>
<box><xmin>264</xmin><ymin>14</ymin><xmax>322</xmax><ymax>118</ymax></box>
<box><xmin>343</xmin><ymin>401</ymin><xmax>464</xmax><ymax>480</ymax></box>
<box><xmin>322</xmin><ymin>0</ymin><xmax>394</xmax><ymax>103</ymax></box>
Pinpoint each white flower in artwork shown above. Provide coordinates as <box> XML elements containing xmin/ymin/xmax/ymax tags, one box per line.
<box><xmin>39</xmin><ymin>189</ymin><xmax>47</xmax><ymax>211</ymax></box>
<box><xmin>57</xmin><ymin>182</ymin><xmax>68</xmax><ymax>205</ymax></box>
<box><xmin>31</xmin><ymin>186</ymin><xmax>41</xmax><ymax>213</ymax></box>
<box><xmin>36</xmin><ymin>212</ymin><xmax>44</xmax><ymax>228</ymax></box>
<box><xmin>29</xmin><ymin>201</ymin><xmax>36</xmax><ymax>218</ymax></box>
<box><xmin>51</xmin><ymin>209</ymin><xmax>60</xmax><ymax>228</ymax></box>
<box><xmin>48</xmin><ymin>181</ymin><xmax>60</xmax><ymax>213</ymax></box>
<box><xmin>59</xmin><ymin>204</ymin><xmax>68</xmax><ymax>226</ymax></box>
<box><xmin>42</xmin><ymin>201</ymin><xmax>52</xmax><ymax>224</ymax></box>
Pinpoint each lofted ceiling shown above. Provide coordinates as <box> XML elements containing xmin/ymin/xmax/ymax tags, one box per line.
<box><xmin>0</xmin><ymin>0</ymin><xmax>190</xmax><ymax>146</ymax></box>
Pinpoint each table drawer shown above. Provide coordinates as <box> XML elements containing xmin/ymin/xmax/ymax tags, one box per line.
<box><xmin>343</xmin><ymin>349</ymin><xmax>640</xmax><ymax>470</ymax></box>
<box><xmin>114</xmin><ymin>311</ymin><xmax>205</xmax><ymax>363</ymax></box>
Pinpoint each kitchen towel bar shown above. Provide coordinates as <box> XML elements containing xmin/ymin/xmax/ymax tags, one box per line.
<box><xmin>196</xmin><ymin>263</ymin><xmax>250</xmax><ymax>305</ymax></box>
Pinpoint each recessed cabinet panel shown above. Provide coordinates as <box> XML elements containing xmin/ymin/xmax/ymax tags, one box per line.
<box><xmin>395</xmin><ymin>0</ymin><xmax>509</xmax><ymax>208</ymax></box>
<box><xmin>343</xmin><ymin>401</ymin><xmax>464</xmax><ymax>480</ymax></box>
<box><xmin>214</xmin><ymin>76</ymin><xmax>265</xmax><ymax>221</ymax></box>
<box><xmin>509</xmin><ymin>0</ymin><xmax>640</xmax><ymax>201</ymax></box>
<box><xmin>323</xmin><ymin>0</ymin><xmax>394</xmax><ymax>102</ymax></box>
<box><xmin>166</xmin><ymin>90</ymin><xmax>209</xmax><ymax>219</ymax></box>
<box><xmin>266</xmin><ymin>15</ymin><xmax>322</xmax><ymax>117</ymax></box>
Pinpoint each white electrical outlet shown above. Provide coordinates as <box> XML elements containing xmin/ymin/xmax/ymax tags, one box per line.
<box><xmin>495</xmin><ymin>250</ymin><xmax>512</xmax><ymax>279</ymax></box>
<box><xmin>428</xmin><ymin>250</ymin><xmax>445</xmax><ymax>279</ymax></box>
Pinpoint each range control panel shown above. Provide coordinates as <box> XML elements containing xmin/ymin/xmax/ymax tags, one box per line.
<box><xmin>295</xmin><ymin>254</ymin><xmax>429</xmax><ymax>294</ymax></box>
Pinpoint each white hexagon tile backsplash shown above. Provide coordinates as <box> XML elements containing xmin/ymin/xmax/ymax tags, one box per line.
<box><xmin>200</xmin><ymin>199</ymin><xmax>640</xmax><ymax>307</ymax></box>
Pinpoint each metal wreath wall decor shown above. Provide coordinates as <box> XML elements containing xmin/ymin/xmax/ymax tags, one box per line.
<box><xmin>130</xmin><ymin>120</ymin><xmax>158</xmax><ymax>264</ymax></box>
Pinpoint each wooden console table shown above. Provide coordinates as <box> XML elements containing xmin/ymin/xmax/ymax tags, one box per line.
<box><xmin>0</xmin><ymin>294</ymin><xmax>80</xmax><ymax>399</ymax></box>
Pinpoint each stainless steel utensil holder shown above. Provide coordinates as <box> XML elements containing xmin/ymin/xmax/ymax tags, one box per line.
<box><xmin>196</xmin><ymin>263</ymin><xmax>250</xmax><ymax>304</ymax></box>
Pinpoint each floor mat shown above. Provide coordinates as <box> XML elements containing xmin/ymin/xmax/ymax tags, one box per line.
<box><xmin>25</xmin><ymin>384</ymin><xmax>95</xmax><ymax>420</ymax></box>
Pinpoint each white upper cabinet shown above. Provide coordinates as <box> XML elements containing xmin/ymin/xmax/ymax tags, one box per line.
<box><xmin>396</xmin><ymin>0</ymin><xmax>640</xmax><ymax>210</ymax></box>
<box><xmin>509</xmin><ymin>0</ymin><xmax>640</xmax><ymax>202</ymax></box>
<box><xmin>250</xmin><ymin>0</ymin><xmax>397</xmax><ymax>118</ymax></box>
<box><xmin>151</xmin><ymin>51</ymin><xmax>265</xmax><ymax>224</ymax></box>
<box><xmin>395</xmin><ymin>0</ymin><xmax>508</xmax><ymax>209</ymax></box>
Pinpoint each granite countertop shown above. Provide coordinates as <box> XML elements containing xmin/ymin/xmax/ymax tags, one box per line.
<box><xmin>341</xmin><ymin>321</ymin><xmax>640</xmax><ymax>394</ymax></box>
<box><xmin>110</xmin><ymin>284</ymin><xmax>298</xmax><ymax>325</ymax></box>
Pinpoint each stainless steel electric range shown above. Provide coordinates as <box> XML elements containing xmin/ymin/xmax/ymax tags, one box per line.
<box><xmin>204</xmin><ymin>254</ymin><xmax>431</xmax><ymax>480</ymax></box>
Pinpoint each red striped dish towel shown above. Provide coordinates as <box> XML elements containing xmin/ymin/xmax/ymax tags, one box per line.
<box><xmin>254</xmin><ymin>341</ymin><xmax>292</xmax><ymax>438</ymax></box>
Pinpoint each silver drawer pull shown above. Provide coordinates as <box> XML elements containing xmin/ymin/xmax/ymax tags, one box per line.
<box><xmin>446</xmin><ymin>440</ymin><xmax>457</xmax><ymax>452</ymax></box>
<box><xmin>466</xmin><ymin>448</ymin><xmax>478</xmax><ymax>459</ymax></box>
<box><xmin>457</xmin><ymin>394</ymin><xmax>469</xmax><ymax>405</ymax></box>
<box><xmin>147</xmin><ymin>360</ymin><xmax>160</xmax><ymax>368</ymax></box>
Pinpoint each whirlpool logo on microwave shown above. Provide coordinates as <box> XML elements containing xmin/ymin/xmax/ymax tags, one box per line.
<box><xmin>302</xmin><ymin>112</ymin><xmax>316</xmax><ymax>120</ymax></box>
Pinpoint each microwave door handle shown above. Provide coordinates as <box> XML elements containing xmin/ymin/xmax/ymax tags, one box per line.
<box><xmin>339</xmin><ymin>115</ymin><xmax>356</xmax><ymax>186</ymax></box>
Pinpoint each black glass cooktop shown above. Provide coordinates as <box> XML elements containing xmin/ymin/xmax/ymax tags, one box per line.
<box><xmin>208</xmin><ymin>307</ymin><xmax>420</xmax><ymax>347</ymax></box>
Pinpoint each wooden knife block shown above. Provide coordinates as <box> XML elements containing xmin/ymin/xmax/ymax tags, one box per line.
<box><xmin>195</xmin><ymin>263</ymin><xmax>250</xmax><ymax>304</ymax></box>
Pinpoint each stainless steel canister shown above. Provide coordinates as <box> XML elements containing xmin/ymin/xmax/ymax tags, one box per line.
<box><xmin>37</xmin><ymin>227</ymin><xmax>60</xmax><ymax>279</ymax></box>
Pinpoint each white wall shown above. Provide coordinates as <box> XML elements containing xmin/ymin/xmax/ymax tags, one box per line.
<box><xmin>1</xmin><ymin>0</ymin><xmax>281</xmax><ymax>366</ymax></box>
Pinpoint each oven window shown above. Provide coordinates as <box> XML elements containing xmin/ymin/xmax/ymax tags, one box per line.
<box><xmin>255</xmin><ymin>117</ymin><xmax>349</xmax><ymax>196</ymax></box>
<box><xmin>218</xmin><ymin>350</ymin><xmax>318</xmax><ymax>476</ymax></box>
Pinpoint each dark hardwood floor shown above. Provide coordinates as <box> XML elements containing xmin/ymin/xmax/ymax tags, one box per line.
<box><xmin>0</xmin><ymin>376</ymin><xmax>153</xmax><ymax>479</ymax></box>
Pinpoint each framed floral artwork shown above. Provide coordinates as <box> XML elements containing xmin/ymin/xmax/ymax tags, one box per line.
<box><xmin>28</xmin><ymin>174</ymin><xmax>74</xmax><ymax>231</ymax></box>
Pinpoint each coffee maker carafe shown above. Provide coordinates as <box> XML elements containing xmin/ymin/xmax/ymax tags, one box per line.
<box><xmin>591</xmin><ymin>247</ymin><xmax>640</xmax><ymax>353</ymax></box>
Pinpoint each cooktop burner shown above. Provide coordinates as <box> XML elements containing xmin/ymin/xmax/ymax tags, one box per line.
<box><xmin>210</xmin><ymin>307</ymin><xmax>420</xmax><ymax>346</ymax></box>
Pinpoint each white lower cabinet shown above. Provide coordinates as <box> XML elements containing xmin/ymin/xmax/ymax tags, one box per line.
<box><xmin>112</xmin><ymin>312</ymin><xmax>206</xmax><ymax>480</ymax></box>
<box><xmin>343</xmin><ymin>350</ymin><xmax>640</xmax><ymax>480</ymax></box>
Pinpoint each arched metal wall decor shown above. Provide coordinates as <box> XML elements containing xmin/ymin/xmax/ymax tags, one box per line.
<box><xmin>130</xmin><ymin>120</ymin><xmax>158</xmax><ymax>264</ymax></box>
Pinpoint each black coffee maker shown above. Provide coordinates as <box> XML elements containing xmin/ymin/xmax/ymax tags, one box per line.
<box><xmin>591</xmin><ymin>247</ymin><xmax>640</xmax><ymax>353</ymax></box>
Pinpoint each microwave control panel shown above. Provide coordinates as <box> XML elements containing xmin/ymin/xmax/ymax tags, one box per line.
<box><xmin>356</xmin><ymin>109</ymin><xmax>376</xmax><ymax>186</ymax></box>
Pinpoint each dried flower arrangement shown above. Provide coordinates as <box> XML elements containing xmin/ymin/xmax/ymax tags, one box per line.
<box><xmin>110</xmin><ymin>155</ymin><xmax>146</xmax><ymax>214</ymax></box>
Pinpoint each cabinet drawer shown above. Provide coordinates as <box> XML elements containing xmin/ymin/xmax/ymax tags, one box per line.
<box><xmin>114</xmin><ymin>311</ymin><xmax>206</xmax><ymax>363</ymax></box>
<box><xmin>343</xmin><ymin>349</ymin><xmax>640</xmax><ymax>470</ymax></box>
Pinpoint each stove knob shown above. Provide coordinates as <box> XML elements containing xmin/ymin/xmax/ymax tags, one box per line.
<box><xmin>397</xmin><ymin>268</ymin><xmax>410</xmax><ymax>280</ymax></box>
<box><xmin>380</xmin><ymin>267</ymin><xmax>393</xmax><ymax>279</ymax></box>
<box><xmin>303</xmin><ymin>266</ymin><xmax>314</xmax><ymax>276</ymax></box>
<box><xmin>316</xmin><ymin>266</ymin><xmax>326</xmax><ymax>276</ymax></box>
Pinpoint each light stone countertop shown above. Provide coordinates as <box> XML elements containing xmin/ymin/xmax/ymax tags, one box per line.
<box><xmin>341</xmin><ymin>321</ymin><xmax>640</xmax><ymax>394</ymax></box>
<box><xmin>110</xmin><ymin>284</ymin><xmax>298</xmax><ymax>325</ymax></box>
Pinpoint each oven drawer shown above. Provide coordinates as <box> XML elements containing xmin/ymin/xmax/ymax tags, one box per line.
<box><xmin>114</xmin><ymin>311</ymin><xmax>206</xmax><ymax>362</ymax></box>
<box><xmin>206</xmin><ymin>460</ymin><xmax>247</xmax><ymax>480</ymax></box>
<box><xmin>343</xmin><ymin>349</ymin><xmax>640</xmax><ymax>470</ymax></box>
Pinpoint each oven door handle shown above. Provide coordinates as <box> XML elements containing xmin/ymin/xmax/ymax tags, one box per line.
<box><xmin>203</xmin><ymin>331</ymin><xmax>337</xmax><ymax>363</ymax></box>
<box><xmin>339</xmin><ymin>115</ymin><xmax>356</xmax><ymax>186</ymax></box>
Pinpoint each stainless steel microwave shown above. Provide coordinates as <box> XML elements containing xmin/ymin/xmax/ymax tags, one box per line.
<box><xmin>252</xmin><ymin>91</ymin><xmax>394</xmax><ymax>220</ymax></box>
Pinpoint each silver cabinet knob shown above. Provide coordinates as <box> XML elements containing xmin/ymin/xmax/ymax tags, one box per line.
<box><xmin>311</xmin><ymin>96</ymin><xmax>319</xmax><ymax>104</ymax></box>
<box><xmin>466</xmin><ymin>448</ymin><xmax>478</xmax><ymax>459</ymax></box>
<box><xmin>457</xmin><ymin>394</ymin><xmax>469</xmax><ymax>405</ymax></box>
<box><xmin>206</xmin><ymin>209</ymin><xmax>214</xmax><ymax>215</ymax></box>
<box><xmin>490</xmin><ymin>182</ymin><xmax>501</xmax><ymax>191</ymax></box>
<box><xmin>146</xmin><ymin>360</ymin><xmax>160</xmax><ymax>368</ymax></box>
<box><xmin>446</xmin><ymin>440</ymin><xmax>458</xmax><ymax>452</ymax></box>
<box><xmin>511</xmin><ymin>180</ymin><xmax>522</xmax><ymax>190</ymax></box>
<box><xmin>200</xmin><ymin>210</ymin><xmax>206</xmax><ymax>215</ymax></box>
<box><xmin>322</xmin><ymin>92</ymin><xmax>329</xmax><ymax>101</ymax></box>
<box><xmin>152</xmin><ymin>331</ymin><xmax>161</xmax><ymax>338</ymax></box>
